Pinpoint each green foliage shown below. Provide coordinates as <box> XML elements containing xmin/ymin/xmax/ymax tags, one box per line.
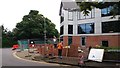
<box><xmin>13</xmin><ymin>10</ymin><xmax>59</xmax><ymax>40</ymax></box>
<box><xmin>2</xmin><ymin>25</ymin><xmax>17</xmax><ymax>48</ymax></box>
<box><xmin>93</xmin><ymin>46</ymin><xmax>120</xmax><ymax>52</ymax></box>
<box><xmin>1</xmin><ymin>10</ymin><xmax>59</xmax><ymax>47</ymax></box>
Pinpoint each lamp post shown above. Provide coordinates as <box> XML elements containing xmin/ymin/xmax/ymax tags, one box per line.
<box><xmin>53</xmin><ymin>36</ymin><xmax>57</xmax><ymax>43</ymax></box>
<box><xmin>52</xmin><ymin>36</ymin><xmax>57</xmax><ymax>57</ymax></box>
<box><xmin>44</xmin><ymin>17</ymin><xmax>46</xmax><ymax>57</ymax></box>
<box><xmin>53</xmin><ymin>36</ymin><xmax>57</xmax><ymax>48</ymax></box>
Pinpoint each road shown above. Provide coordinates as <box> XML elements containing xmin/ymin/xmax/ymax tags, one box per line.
<box><xmin>1</xmin><ymin>48</ymin><xmax>79</xmax><ymax>68</ymax></box>
<box><xmin>2</xmin><ymin>48</ymin><xmax>61</xmax><ymax>66</ymax></box>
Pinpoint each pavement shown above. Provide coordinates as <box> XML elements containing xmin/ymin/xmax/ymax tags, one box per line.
<box><xmin>14</xmin><ymin>49</ymin><xmax>120</xmax><ymax>68</ymax></box>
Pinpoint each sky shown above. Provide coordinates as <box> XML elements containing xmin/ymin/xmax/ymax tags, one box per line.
<box><xmin>0</xmin><ymin>0</ymin><xmax>61</xmax><ymax>32</ymax></box>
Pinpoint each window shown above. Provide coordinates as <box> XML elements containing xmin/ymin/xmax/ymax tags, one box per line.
<box><xmin>81</xmin><ymin>37</ymin><xmax>86</xmax><ymax>46</ymax></box>
<box><xmin>102</xmin><ymin>20</ymin><xmax>120</xmax><ymax>33</ymax></box>
<box><xmin>86</xmin><ymin>10</ymin><xmax>92</xmax><ymax>19</ymax></box>
<box><xmin>68</xmin><ymin>11</ymin><xmax>73</xmax><ymax>20</ymax></box>
<box><xmin>68</xmin><ymin>25</ymin><xmax>73</xmax><ymax>34</ymax></box>
<box><xmin>77</xmin><ymin>8</ymin><xmax>95</xmax><ymax>20</ymax></box>
<box><xmin>60</xmin><ymin>16</ymin><xmax>64</xmax><ymax>23</ymax></box>
<box><xmin>86</xmin><ymin>13</ymin><xmax>91</xmax><ymax>19</ymax></box>
<box><xmin>77</xmin><ymin>11</ymin><xmax>81</xmax><ymax>20</ymax></box>
<box><xmin>102</xmin><ymin>41</ymin><xmax>108</xmax><ymax>47</ymax></box>
<box><xmin>101</xmin><ymin>6</ymin><xmax>113</xmax><ymax>17</ymax></box>
<box><xmin>68</xmin><ymin>36</ymin><xmax>72</xmax><ymax>45</ymax></box>
<box><xmin>91</xmin><ymin>8</ymin><xmax>95</xmax><ymax>18</ymax></box>
<box><xmin>60</xmin><ymin>26</ymin><xmax>64</xmax><ymax>35</ymax></box>
<box><xmin>78</xmin><ymin>23</ymin><xmax>94</xmax><ymax>34</ymax></box>
<box><xmin>80</xmin><ymin>11</ymin><xmax>85</xmax><ymax>19</ymax></box>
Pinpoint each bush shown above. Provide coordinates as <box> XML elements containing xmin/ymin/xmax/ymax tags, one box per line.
<box><xmin>103</xmin><ymin>51</ymin><xmax>120</xmax><ymax>60</ymax></box>
<box><xmin>93</xmin><ymin>46</ymin><xmax>120</xmax><ymax>52</ymax></box>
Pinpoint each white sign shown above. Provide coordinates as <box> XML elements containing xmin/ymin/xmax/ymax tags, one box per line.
<box><xmin>88</xmin><ymin>48</ymin><xmax>104</xmax><ymax>62</ymax></box>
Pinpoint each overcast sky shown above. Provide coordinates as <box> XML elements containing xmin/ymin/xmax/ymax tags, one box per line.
<box><xmin>0</xmin><ymin>0</ymin><xmax>62</xmax><ymax>32</ymax></box>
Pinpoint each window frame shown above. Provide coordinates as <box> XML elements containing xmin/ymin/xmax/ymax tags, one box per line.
<box><xmin>60</xmin><ymin>16</ymin><xmax>64</xmax><ymax>23</ymax></box>
<box><xmin>77</xmin><ymin>8</ymin><xmax>95</xmax><ymax>20</ymax></box>
<box><xmin>68</xmin><ymin>25</ymin><xmax>73</xmax><ymax>34</ymax></box>
<box><xmin>68</xmin><ymin>11</ymin><xmax>73</xmax><ymax>21</ymax></box>
<box><xmin>101</xmin><ymin>40</ymin><xmax>109</xmax><ymax>47</ymax></box>
<box><xmin>60</xmin><ymin>26</ymin><xmax>64</xmax><ymax>35</ymax></box>
<box><xmin>77</xmin><ymin>11</ymin><xmax>81</xmax><ymax>20</ymax></box>
<box><xmin>81</xmin><ymin>36</ymin><xmax>86</xmax><ymax>47</ymax></box>
<box><xmin>101</xmin><ymin>6</ymin><xmax>113</xmax><ymax>17</ymax></box>
<box><xmin>68</xmin><ymin>36</ymin><xmax>72</xmax><ymax>45</ymax></box>
<box><xmin>78</xmin><ymin>23</ymin><xmax>94</xmax><ymax>34</ymax></box>
<box><xmin>102</xmin><ymin>20</ymin><xmax>120</xmax><ymax>33</ymax></box>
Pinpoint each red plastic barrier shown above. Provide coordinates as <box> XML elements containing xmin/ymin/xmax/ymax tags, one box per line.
<box><xmin>12</xmin><ymin>44</ymin><xmax>19</xmax><ymax>49</ymax></box>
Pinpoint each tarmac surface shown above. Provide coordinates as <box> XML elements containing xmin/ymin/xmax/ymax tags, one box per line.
<box><xmin>2</xmin><ymin>48</ymin><xmax>80</xmax><ymax>68</ymax></box>
<box><xmin>14</xmin><ymin>48</ymin><xmax>120</xmax><ymax>68</ymax></box>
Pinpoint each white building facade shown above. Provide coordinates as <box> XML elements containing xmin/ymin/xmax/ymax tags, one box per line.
<box><xmin>59</xmin><ymin>2</ymin><xmax>120</xmax><ymax>57</ymax></box>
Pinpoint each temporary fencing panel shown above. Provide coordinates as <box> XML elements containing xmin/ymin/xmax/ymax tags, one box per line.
<box><xmin>18</xmin><ymin>40</ymin><xmax>29</xmax><ymax>51</ymax></box>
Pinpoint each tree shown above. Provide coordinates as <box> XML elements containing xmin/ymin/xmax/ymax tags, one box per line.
<box><xmin>13</xmin><ymin>10</ymin><xmax>59</xmax><ymax>40</ymax></box>
<box><xmin>2</xmin><ymin>25</ymin><xmax>17</xmax><ymax>48</ymax></box>
<box><xmin>75</xmin><ymin>1</ymin><xmax>120</xmax><ymax>18</ymax></box>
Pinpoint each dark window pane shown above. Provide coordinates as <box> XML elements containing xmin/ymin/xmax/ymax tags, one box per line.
<box><xmin>108</xmin><ymin>6</ymin><xmax>112</xmax><ymax>13</ymax></box>
<box><xmin>80</xmin><ymin>24</ymin><xmax>86</xmax><ymax>30</ymax></box>
<box><xmin>102</xmin><ymin>8</ymin><xmax>108</xmax><ymax>15</ymax></box>
<box><xmin>78</xmin><ymin>23</ymin><xmax>94</xmax><ymax>34</ymax></box>
<box><xmin>101</xmin><ymin>6</ymin><xmax>113</xmax><ymax>17</ymax></box>
<box><xmin>68</xmin><ymin>36</ymin><xmax>72</xmax><ymax>45</ymax></box>
<box><xmin>102</xmin><ymin>20</ymin><xmax>120</xmax><ymax>33</ymax></box>
<box><xmin>81</xmin><ymin>37</ymin><xmax>86</xmax><ymax>46</ymax></box>
<box><xmin>86</xmin><ymin>23</ymin><xmax>94</xmax><ymax>33</ymax></box>
<box><xmin>102</xmin><ymin>41</ymin><xmax>108</xmax><ymax>47</ymax></box>
<box><xmin>78</xmin><ymin>25</ymin><xmax>85</xmax><ymax>34</ymax></box>
<box><xmin>60</xmin><ymin>16</ymin><xmax>64</xmax><ymax>23</ymax></box>
<box><xmin>60</xmin><ymin>26</ymin><xmax>64</xmax><ymax>35</ymax></box>
<box><xmin>68</xmin><ymin>25</ymin><xmax>73</xmax><ymax>34</ymax></box>
<box><xmin>86</xmin><ymin>24</ymin><xmax>91</xmax><ymax>33</ymax></box>
<box><xmin>80</xmin><ymin>24</ymin><xmax>86</xmax><ymax>34</ymax></box>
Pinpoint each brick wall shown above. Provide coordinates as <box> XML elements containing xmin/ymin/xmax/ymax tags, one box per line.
<box><xmin>62</xmin><ymin>34</ymin><xmax>120</xmax><ymax>57</ymax></box>
<box><xmin>62</xmin><ymin>36</ymin><xmax>68</xmax><ymax>56</ymax></box>
<box><xmin>72</xmin><ymin>36</ymin><xmax>80</xmax><ymax>46</ymax></box>
<box><xmin>86</xmin><ymin>35</ymin><xmax>119</xmax><ymax>47</ymax></box>
<box><xmin>36</xmin><ymin>44</ymin><xmax>58</xmax><ymax>56</ymax></box>
<box><xmin>63</xmin><ymin>35</ymin><xmax>119</xmax><ymax>48</ymax></box>
<box><xmin>36</xmin><ymin>35</ymin><xmax>119</xmax><ymax>57</ymax></box>
<box><xmin>63</xmin><ymin>36</ymin><xmax>68</xmax><ymax>46</ymax></box>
